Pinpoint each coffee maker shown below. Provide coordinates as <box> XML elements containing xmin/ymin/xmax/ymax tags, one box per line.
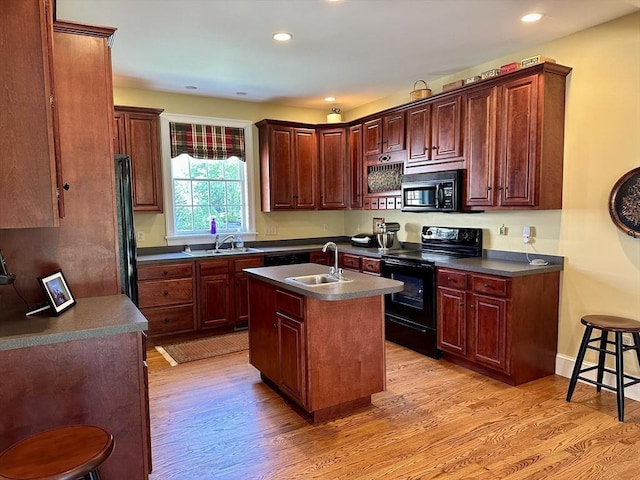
<box><xmin>376</xmin><ymin>222</ymin><xmax>401</xmax><ymax>250</ymax></box>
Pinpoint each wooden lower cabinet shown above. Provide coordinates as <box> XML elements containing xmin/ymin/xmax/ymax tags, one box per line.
<box><xmin>248</xmin><ymin>277</ymin><xmax>385</xmax><ymax>422</ymax></box>
<box><xmin>437</xmin><ymin>267</ymin><xmax>560</xmax><ymax>385</ymax></box>
<box><xmin>138</xmin><ymin>262</ymin><xmax>196</xmax><ymax>337</ymax></box>
<box><xmin>339</xmin><ymin>253</ymin><xmax>381</xmax><ymax>276</ymax></box>
<box><xmin>138</xmin><ymin>256</ymin><xmax>263</xmax><ymax>338</ymax></box>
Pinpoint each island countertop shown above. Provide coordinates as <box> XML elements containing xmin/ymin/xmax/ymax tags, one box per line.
<box><xmin>0</xmin><ymin>294</ymin><xmax>148</xmax><ymax>351</ymax></box>
<box><xmin>244</xmin><ymin>263</ymin><xmax>404</xmax><ymax>300</ymax></box>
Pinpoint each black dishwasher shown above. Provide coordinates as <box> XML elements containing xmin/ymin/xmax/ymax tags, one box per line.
<box><xmin>263</xmin><ymin>252</ymin><xmax>310</xmax><ymax>266</ymax></box>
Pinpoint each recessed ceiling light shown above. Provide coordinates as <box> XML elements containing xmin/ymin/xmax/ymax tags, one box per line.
<box><xmin>185</xmin><ymin>85</ymin><xmax>198</xmax><ymax>90</ymax></box>
<box><xmin>272</xmin><ymin>32</ymin><xmax>293</xmax><ymax>42</ymax></box>
<box><xmin>521</xmin><ymin>13</ymin><xmax>544</xmax><ymax>23</ymax></box>
<box><xmin>324</xmin><ymin>96</ymin><xmax>336</xmax><ymax>102</ymax></box>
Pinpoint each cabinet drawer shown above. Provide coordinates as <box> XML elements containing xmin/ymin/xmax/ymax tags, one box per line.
<box><xmin>471</xmin><ymin>274</ymin><xmax>509</xmax><ymax>297</ymax></box>
<box><xmin>234</xmin><ymin>256</ymin><xmax>263</xmax><ymax>272</ymax></box>
<box><xmin>361</xmin><ymin>257</ymin><xmax>381</xmax><ymax>275</ymax></box>
<box><xmin>142</xmin><ymin>305</ymin><xmax>195</xmax><ymax>336</ymax></box>
<box><xmin>276</xmin><ymin>289</ymin><xmax>304</xmax><ymax>320</ymax></box>
<box><xmin>138</xmin><ymin>278</ymin><xmax>193</xmax><ymax>308</ymax></box>
<box><xmin>342</xmin><ymin>254</ymin><xmax>361</xmax><ymax>270</ymax></box>
<box><xmin>137</xmin><ymin>262</ymin><xmax>193</xmax><ymax>281</ymax></box>
<box><xmin>438</xmin><ymin>269</ymin><xmax>467</xmax><ymax>289</ymax></box>
<box><xmin>198</xmin><ymin>259</ymin><xmax>230</xmax><ymax>276</ymax></box>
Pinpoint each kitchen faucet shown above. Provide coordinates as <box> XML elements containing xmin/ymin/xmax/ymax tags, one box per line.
<box><xmin>215</xmin><ymin>234</ymin><xmax>236</xmax><ymax>251</ymax></box>
<box><xmin>322</xmin><ymin>241</ymin><xmax>343</xmax><ymax>280</ymax></box>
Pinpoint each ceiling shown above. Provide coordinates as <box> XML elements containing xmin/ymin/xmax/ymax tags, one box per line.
<box><xmin>56</xmin><ymin>0</ymin><xmax>639</xmax><ymax>111</ymax></box>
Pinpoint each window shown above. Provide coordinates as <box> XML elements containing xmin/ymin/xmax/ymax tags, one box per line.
<box><xmin>160</xmin><ymin>113</ymin><xmax>255</xmax><ymax>246</ymax></box>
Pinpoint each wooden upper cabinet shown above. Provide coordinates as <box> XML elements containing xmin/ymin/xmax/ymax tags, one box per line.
<box><xmin>464</xmin><ymin>64</ymin><xmax>571</xmax><ymax>210</ymax></box>
<box><xmin>317</xmin><ymin>127</ymin><xmax>348</xmax><ymax>209</ymax></box>
<box><xmin>363</xmin><ymin>112</ymin><xmax>405</xmax><ymax>158</ymax></box>
<box><xmin>113</xmin><ymin>106</ymin><xmax>164</xmax><ymax>213</ymax></box>
<box><xmin>0</xmin><ymin>0</ymin><xmax>61</xmax><ymax>228</ymax></box>
<box><xmin>293</xmin><ymin>128</ymin><xmax>318</xmax><ymax>209</ymax></box>
<box><xmin>349</xmin><ymin>124</ymin><xmax>364</xmax><ymax>209</ymax></box>
<box><xmin>405</xmin><ymin>96</ymin><xmax>463</xmax><ymax>174</ymax></box>
<box><xmin>257</xmin><ymin>120</ymin><xmax>317</xmax><ymax>211</ymax></box>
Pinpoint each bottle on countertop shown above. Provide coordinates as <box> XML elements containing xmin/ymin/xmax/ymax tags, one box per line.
<box><xmin>235</xmin><ymin>229</ymin><xmax>244</xmax><ymax>249</ymax></box>
<box><xmin>210</xmin><ymin>217</ymin><xmax>217</xmax><ymax>234</ymax></box>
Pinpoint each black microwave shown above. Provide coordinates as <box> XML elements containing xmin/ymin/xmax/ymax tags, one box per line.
<box><xmin>401</xmin><ymin>170</ymin><xmax>464</xmax><ymax>212</ymax></box>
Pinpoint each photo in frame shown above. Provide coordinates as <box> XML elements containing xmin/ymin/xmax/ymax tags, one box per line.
<box><xmin>38</xmin><ymin>270</ymin><xmax>76</xmax><ymax>315</ymax></box>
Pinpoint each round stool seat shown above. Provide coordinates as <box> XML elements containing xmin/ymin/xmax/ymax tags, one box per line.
<box><xmin>0</xmin><ymin>425</ymin><xmax>114</xmax><ymax>480</ymax></box>
<box><xmin>581</xmin><ymin>314</ymin><xmax>640</xmax><ymax>332</ymax></box>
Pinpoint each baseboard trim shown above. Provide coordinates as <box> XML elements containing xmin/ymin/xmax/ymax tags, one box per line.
<box><xmin>555</xmin><ymin>354</ymin><xmax>640</xmax><ymax>402</ymax></box>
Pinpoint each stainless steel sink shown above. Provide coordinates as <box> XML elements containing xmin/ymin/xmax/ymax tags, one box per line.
<box><xmin>285</xmin><ymin>273</ymin><xmax>353</xmax><ymax>287</ymax></box>
<box><xmin>183</xmin><ymin>247</ymin><xmax>263</xmax><ymax>257</ymax></box>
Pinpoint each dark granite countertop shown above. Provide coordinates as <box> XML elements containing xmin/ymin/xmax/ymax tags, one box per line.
<box><xmin>0</xmin><ymin>294</ymin><xmax>148</xmax><ymax>351</ymax></box>
<box><xmin>244</xmin><ymin>263</ymin><xmax>404</xmax><ymax>301</ymax></box>
<box><xmin>136</xmin><ymin>241</ymin><xmax>564</xmax><ymax>277</ymax></box>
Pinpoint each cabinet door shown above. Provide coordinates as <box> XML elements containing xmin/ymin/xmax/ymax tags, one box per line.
<box><xmin>199</xmin><ymin>274</ymin><xmax>232</xmax><ymax>328</ymax></box>
<box><xmin>126</xmin><ymin>112</ymin><xmax>163</xmax><ymax>212</ymax></box>
<box><xmin>383</xmin><ymin>112</ymin><xmax>405</xmax><ymax>152</ymax></box>
<box><xmin>234</xmin><ymin>257</ymin><xmax>263</xmax><ymax>325</ymax></box>
<box><xmin>340</xmin><ymin>253</ymin><xmax>361</xmax><ymax>272</ymax></box>
<box><xmin>363</xmin><ymin>118</ymin><xmax>382</xmax><ymax>156</ymax></box>
<box><xmin>349</xmin><ymin>124</ymin><xmax>363</xmax><ymax>208</ymax></box>
<box><xmin>437</xmin><ymin>287</ymin><xmax>467</xmax><ymax>355</ymax></box>
<box><xmin>465</xmin><ymin>87</ymin><xmax>498</xmax><ymax>207</ymax></box>
<box><xmin>278</xmin><ymin>313</ymin><xmax>307</xmax><ymax>407</ymax></box>
<box><xmin>293</xmin><ymin>128</ymin><xmax>317</xmax><ymax>209</ymax></box>
<box><xmin>406</xmin><ymin>104</ymin><xmax>431</xmax><ymax>166</ymax></box>
<box><xmin>470</xmin><ymin>293</ymin><xmax>509</xmax><ymax>373</ymax></box>
<box><xmin>310</xmin><ymin>251</ymin><xmax>332</xmax><ymax>265</ymax></box>
<box><xmin>498</xmin><ymin>75</ymin><xmax>539</xmax><ymax>207</ymax></box>
<box><xmin>247</xmin><ymin>278</ymin><xmax>279</xmax><ymax>382</ymax></box>
<box><xmin>269</xmin><ymin>126</ymin><xmax>296</xmax><ymax>209</ymax></box>
<box><xmin>0</xmin><ymin>0</ymin><xmax>60</xmax><ymax>228</ymax></box>
<box><xmin>431</xmin><ymin>96</ymin><xmax>462</xmax><ymax>161</ymax></box>
<box><xmin>318</xmin><ymin>128</ymin><xmax>348</xmax><ymax>209</ymax></box>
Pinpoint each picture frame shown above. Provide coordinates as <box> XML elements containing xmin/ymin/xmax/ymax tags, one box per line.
<box><xmin>373</xmin><ymin>217</ymin><xmax>385</xmax><ymax>234</ymax></box>
<box><xmin>38</xmin><ymin>270</ymin><xmax>76</xmax><ymax>315</ymax></box>
<box><xmin>608</xmin><ymin>166</ymin><xmax>640</xmax><ymax>239</ymax></box>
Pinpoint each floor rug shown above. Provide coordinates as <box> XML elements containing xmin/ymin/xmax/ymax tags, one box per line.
<box><xmin>155</xmin><ymin>331</ymin><xmax>248</xmax><ymax>366</ymax></box>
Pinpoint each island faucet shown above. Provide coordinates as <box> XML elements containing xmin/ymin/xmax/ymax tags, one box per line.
<box><xmin>322</xmin><ymin>241</ymin><xmax>343</xmax><ymax>279</ymax></box>
<box><xmin>215</xmin><ymin>234</ymin><xmax>236</xmax><ymax>251</ymax></box>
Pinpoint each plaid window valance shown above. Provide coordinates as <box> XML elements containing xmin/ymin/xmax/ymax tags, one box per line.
<box><xmin>170</xmin><ymin>122</ymin><xmax>245</xmax><ymax>161</ymax></box>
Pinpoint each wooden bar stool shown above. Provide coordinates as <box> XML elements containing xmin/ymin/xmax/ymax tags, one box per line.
<box><xmin>0</xmin><ymin>425</ymin><xmax>114</xmax><ymax>480</ymax></box>
<box><xmin>566</xmin><ymin>314</ymin><xmax>640</xmax><ymax>422</ymax></box>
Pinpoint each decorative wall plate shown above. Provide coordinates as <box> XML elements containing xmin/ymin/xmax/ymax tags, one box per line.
<box><xmin>608</xmin><ymin>166</ymin><xmax>640</xmax><ymax>238</ymax></box>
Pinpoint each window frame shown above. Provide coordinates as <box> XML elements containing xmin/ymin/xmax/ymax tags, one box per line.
<box><xmin>160</xmin><ymin>113</ymin><xmax>256</xmax><ymax>246</ymax></box>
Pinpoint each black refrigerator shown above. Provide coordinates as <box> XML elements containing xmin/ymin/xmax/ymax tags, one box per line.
<box><xmin>114</xmin><ymin>154</ymin><xmax>138</xmax><ymax>306</ymax></box>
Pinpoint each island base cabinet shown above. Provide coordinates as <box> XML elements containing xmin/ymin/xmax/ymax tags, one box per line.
<box><xmin>0</xmin><ymin>332</ymin><xmax>149</xmax><ymax>479</ymax></box>
<box><xmin>248</xmin><ymin>277</ymin><xmax>386</xmax><ymax>423</ymax></box>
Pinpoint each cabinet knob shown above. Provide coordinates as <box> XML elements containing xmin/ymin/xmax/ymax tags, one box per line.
<box><xmin>497</xmin><ymin>186</ymin><xmax>503</xmax><ymax>191</ymax></box>
<box><xmin>484</xmin><ymin>283</ymin><xmax>490</xmax><ymax>288</ymax></box>
<box><xmin>432</xmin><ymin>146</ymin><xmax>438</xmax><ymax>150</ymax></box>
<box><xmin>459</xmin><ymin>302</ymin><xmax>464</xmax><ymax>306</ymax></box>
<box><xmin>163</xmin><ymin>291</ymin><xmax>169</xmax><ymax>296</ymax></box>
<box><xmin>163</xmin><ymin>270</ymin><xmax>168</xmax><ymax>276</ymax></box>
<box><xmin>272</xmin><ymin>323</ymin><xmax>278</xmax><ymax>329</ymax></box>
<box><xmin>487</xmin><ymin>186</ymin><xmax>492</xmax><ymax>191</ymax></box>
<box><xmin>164</xmin><ymin>318</ymin><xmax>170</xmax><ymax>323</ymax></box>
<box><xmin>447</xmin><ymin>276</ymin><xmax>452</xmax><ymax>281</ymax></box>
<box><xmin>63</xmin><ymin>183</ymin><xmax>70</xmax><ymax>191</ymax></box>
<box><xmin>470</xmin><ymin>304</ymin><xmax>475</xmax><ymax>309</ymax></box>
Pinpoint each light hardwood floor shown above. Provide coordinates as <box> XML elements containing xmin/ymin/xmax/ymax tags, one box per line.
<box><xmin>147</xmin><ymin>343</ymin><xmax>640</xmax><ymax>479</ymax></box>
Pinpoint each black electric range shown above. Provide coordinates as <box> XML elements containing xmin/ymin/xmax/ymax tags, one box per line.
<box><xmin>380</xmin><ymin>226</ymin><xmax>483</xmax><ymax>358</ymax></box>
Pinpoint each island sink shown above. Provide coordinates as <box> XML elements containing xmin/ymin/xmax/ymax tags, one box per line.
<box><xmin>285</xmin><ymin>273</ymin><xmax>353</xmax><ymax>287</ymax></box>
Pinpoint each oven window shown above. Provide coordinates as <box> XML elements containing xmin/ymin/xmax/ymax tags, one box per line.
<box><xmin>404</xmin><ymin>187</ymin><xmax>436</xmax><ymax>207</ymax></box>
<box><xmin>389</xmin><ymin>272</ymin><xmax>424</xmax><ymax>309</ymax></box>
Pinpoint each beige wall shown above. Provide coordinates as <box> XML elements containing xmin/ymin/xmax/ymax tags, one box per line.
<box><xmin>120</xmin><ymin>13</ymin><xmax>640</xmax><ymax>372</ymax></box>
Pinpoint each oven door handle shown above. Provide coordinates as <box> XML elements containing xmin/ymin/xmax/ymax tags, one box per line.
<box><xmin>386</xmin><ymin>313</ymin><xmax>429</xmax><ymax>334</ymax></box>
<box><xmin>382</xmin><ymin>258</ymin><xmax>434</xmax><ymax>269</ymax></box>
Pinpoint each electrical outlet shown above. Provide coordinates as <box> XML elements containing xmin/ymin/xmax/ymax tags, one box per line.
<box><xmin>323</xmin><ymin>224</ymin><xmax>329</xmax><ymax>232</ymax></box>
<box><xmin>622</xmin><ymin>333</ymin><xmax>634</xmax><ymax>346</ymax></box>
<box><xmin>136</xmin><ymin>231</ymin><xmax>145</xmax><ymax>243</ymax></box>
<box><xmin>499</xmin><ymin>224</ymin><xmax>508</xmax><ymax>236</ymax></box>
<box><xmin>265</xmin><ymin>225</ymin><xmax>277</xmax><ymax>235</ymax></box>
<box><xmin>523</xmin><ymin>225</ymin><xmax>535</xmax><ymax>244</ymax></box>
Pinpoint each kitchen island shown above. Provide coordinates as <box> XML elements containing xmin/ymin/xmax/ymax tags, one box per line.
<box><xmin>0</xmin><ymin>295</ymin><xmax>150</xmax><ymax>479</ymax></box>
<box><xmin>245</xmin><ymin>263</ymin><xmax>403</xmax><ymax>423</ymax></box>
